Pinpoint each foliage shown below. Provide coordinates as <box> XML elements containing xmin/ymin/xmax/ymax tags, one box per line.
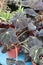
<box><xmin>0</xmin><ymin>4</ymin><xmax>24</xmax><ymax>22</ymax></box>
<box><xmin>0</xmin><ymin>10</ymin><xmax>15</xmax><ymax>22</ymax></box>
<box><xmin>17</xmin><ymin>5</ymin><xmax>24</xmax><ymax>13</ymax></box>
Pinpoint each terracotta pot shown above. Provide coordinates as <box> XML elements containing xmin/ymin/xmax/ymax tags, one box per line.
<box><xmin>0</xmin><ymin>41</ymin><xmax>2</xmax><ymax>47</ymax></box>
<box><xmin>8</xmin><ymin>47</ymin><xmax>20</xmax><ymax>58</ymax></box>
<box><xmin>32</xmin><ymin>62</ymin><xmax>37</xmax><ymax>65</ymax></box>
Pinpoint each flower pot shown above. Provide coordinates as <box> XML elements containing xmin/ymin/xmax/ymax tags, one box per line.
<box><xmin>8</xmin><ymin>47</ymin><xmax>20</xmax><ymax>58</ymax></box>
<box><xmin>0</xmin><ymin>41</ymin><xmax>2</xmax><ymax>47</ymax></box>
<box><xmin>32</xmin><ymin>62</ymin><xmax>37</xmax><ymax>65</ymax></box>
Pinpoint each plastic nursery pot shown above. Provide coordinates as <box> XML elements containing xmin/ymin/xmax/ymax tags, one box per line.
<box><xmin>8</xmin><ymin>47</ymin><xmax>20</xmax><ymax>58</ymax></box>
